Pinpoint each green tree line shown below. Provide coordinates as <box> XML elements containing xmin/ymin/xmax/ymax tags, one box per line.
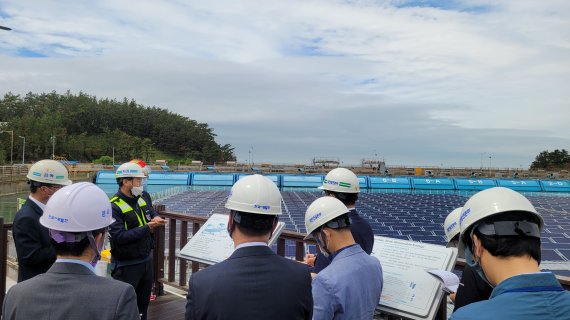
<box><xmin>0</xmin><ymin>91</ymin><xmax>235</xmax><ymax>164</ymax></box>
<box><xmin>530</xmin><ymin>149</ymin><xmax>570</xmax><ymax>170</ymax></box>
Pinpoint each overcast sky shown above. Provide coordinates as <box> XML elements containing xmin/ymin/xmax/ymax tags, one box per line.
<box><xmin>0</xmin><ymin>0</ymin><xmax>568</xmax><ymax>168</ymax></box>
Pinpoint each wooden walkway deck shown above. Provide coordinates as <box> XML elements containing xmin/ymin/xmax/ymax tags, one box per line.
<box><xmin>148</xmin><ymin>293</ymin><xmax>186</xmax><ymax>320</ymax></box>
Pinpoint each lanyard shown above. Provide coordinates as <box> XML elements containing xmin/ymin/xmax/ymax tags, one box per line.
<box><xmin>498</xmin><ymin>285</ymin><xmax>564</xmax><ymax>296</ymax></box>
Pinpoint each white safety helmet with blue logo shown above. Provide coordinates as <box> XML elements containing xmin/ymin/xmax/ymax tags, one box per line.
<box><xmin>319</xmin><ymin>167</ymin><xmax>360</xmax><ymax>193</ymax></box>
<box><xmin>115</xmin><ymin>162</ymin><xmax>146</xmax><ymax>178</ymax></box>
<box><xmin>40</xmin><ymin>182</ymin><xmax>114</xmax><ymax>233</ymax></box>
<box><xmin>27</xmin><ymin>159</ymin><xmax>72</xmax><ymax>186</ymax></box>
<box><xmin>458</xmin><ymin>187</ymin><xmax>543</xmax><ymax>254</ymax></box>
<box><xmin>304</xmin><ymin>196</ymin><xmax>350</xmax><ymax>240</ymax></box>
<box><xmin>225</xmin><ymin>174</ymin><xmax>282</xmax><ymax>215</ymax></box>
<box><xmin>444</xmin><ymin>207</ymin><xmax>462</xmax><ymax>244</ymax></box>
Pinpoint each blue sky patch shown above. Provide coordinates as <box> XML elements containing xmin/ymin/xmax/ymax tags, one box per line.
<box><xmin>16</xmin><ymin>48</ymin><xmax>47</xmax><ymax>58</ymax></box>
<box><xmin>393</xmin><ymin>0</ymin><xmax>493</xmax><ymax>14</ymax></box>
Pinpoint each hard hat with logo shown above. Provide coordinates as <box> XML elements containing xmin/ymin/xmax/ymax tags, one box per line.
<box><xmin>130</xmin><ymin>159</ymin><xmax>151</xmax><ymax>177</ymax></box>
<box><xmin>27</xmin><ymin>159</ymin><xmax>72</xmax><ymax>186</ymax></box>
<box><xmin>304</xmin><ymin>196</ymin><xmax>350</xmax><ymax>240</ymax></box>
<box><xmin>40</xmin><ymin>182</ymin><xmax>113</xmax><ymax>233</ymax></box>
<box><xmin>319</xmin><ymin>168</ymin><xmax>360</xmax><ymax>193</ymax></box>
<box><xmin>444</xmin><ymin>207</ymin><xmax>462</xmax><ymax>244</ymax></box>
<box><xmin>225</xmin><ymin>174</ymin><xmax>282</xmax><ymax>215</ymax></box>
<box><xmin>458</xmin><ymin>187</ymin><xmax>543</xmax><ymax>252</ymax></box>
<box><xmin>115</xmin><ymin>162</ymin><xmax>146</xmax><ymax>178</ymax></box>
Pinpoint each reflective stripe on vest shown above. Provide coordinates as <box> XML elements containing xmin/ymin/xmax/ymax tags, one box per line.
<box><xmin>110</xmin><ymin>196</ymin><xmax>149</xmax><ymax>229</ymax></box>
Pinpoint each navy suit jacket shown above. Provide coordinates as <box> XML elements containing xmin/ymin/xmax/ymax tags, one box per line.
<box><xmin>12</xmin><ymin>198</ymin><xmax>56</xmax><ymax>282</ymax></box>
<box><xmin>186</xmin><ymin>245</ymin><xmax>313</xmax><ymax>320</ymax></box>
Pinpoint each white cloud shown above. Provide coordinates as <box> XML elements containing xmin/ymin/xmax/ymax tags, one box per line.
<box><xmin>0</xmin><ymin>0</ymin><xmax>568</xmax><ymax>168</ymax></box>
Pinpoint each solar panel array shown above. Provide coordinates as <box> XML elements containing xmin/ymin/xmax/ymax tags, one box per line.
<box><xmin>156</xmin><ymin>190</ymin><xmax>570</xmax><ymax>276</ymax></box>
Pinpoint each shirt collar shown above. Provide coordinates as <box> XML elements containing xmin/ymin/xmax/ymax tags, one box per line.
<box><xmin>55</xmin><ymin>258</ymin><xmax>96</xmax><ymax>274</ymax></box>
<box><xmin>234</xmin><ymin>242</ymin><xmax>268</xmax><ymax>251</ymax></box>
<box><xmin>490</xmin><ymin>272</ymin><xmax>561</xmax><ymax>298</ymax></box>
<box><xmin>329</xmin><ymin>243</ymin><xmax>358</xmax><ymax>262</ymax></box>
<box><xmin>28</xmin><ymin>195</ymin><xmax>46</xmax><ymax>210</ymax></box>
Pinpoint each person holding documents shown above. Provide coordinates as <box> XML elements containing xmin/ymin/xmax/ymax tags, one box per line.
<box><xmin>185</xmin><ymin>174</ymin><xmax>313</xmax><ymax>320</ymax></box>
<box><xmin>451</xmin><ymin>187</ymin><xmax>570</xmax><ymax>320</ymax></box>
<box><xmin>305</xmin><ymin>196</ymin><xmax>382</xmax><ymax>320</ymax></box>
<box><xmin>306</xmin><ymin>168</ymin><xmax>374</xmax><ymax>274</ymax></box>
<box><xmin>443</xmin><ymin>207</ymin><xmax>492</xmax><ymax>310</ymax></box>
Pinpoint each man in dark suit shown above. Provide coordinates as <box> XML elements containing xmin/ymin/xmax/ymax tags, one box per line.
<box><xmin>185</xmin><ymin>174</ymin><xmax>313</xmax><ymax>320</ymax></box>
<box><xmin>3</xmin><ymin>182</ymin><xmax>140</xmax><ymax>320</ymax></box>
<box><xmin>13</xmin><ymin>159</ymin><xmax>72</xmax><ymax>282</ymax></box>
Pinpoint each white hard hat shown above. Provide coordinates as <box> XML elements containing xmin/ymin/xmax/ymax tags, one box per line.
<box><xmin>319</xmin><ymin>168</ymin><xmax>360</xmax><ymax>193</ymax></box>
<box><xmin>459</xmin><ymin>187</ymin><xmax>543</xmax><ymax>251</ymax></box>
<box><xmin>27</xmin><ymin>159</ymin><xmax>72</xmax><ymax>186</ymax></box>
<box><xmin>130</xmin><ymin>159</ymin><xmax>151</xmax><ymax>177</ymax></box>
<box><xmin>444</xmin><ymin>207</ymin><xmax>462</xmax><ymax>243</ymax></box>
<box><xmin>40</xmin><ymin>182</ymin><xmax>113</xmax><ymax>232</ymax></box>
<box><xmin>304</xmin><ymin>196</ymin><xmax>350</xmax><ymax>240</ymax></box>
<box><xmin>225</xmin><ymin>174</ymin><xmax>282</xmax><ymax>215</ymax></box>
<box><xmin>115</xmin><ymin>162</ymin><xmax>146</xmax><ymax>178</ymax></box>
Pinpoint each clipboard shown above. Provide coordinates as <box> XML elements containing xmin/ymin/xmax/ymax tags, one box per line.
<box><xmin>179</xmin><ymin>213</ymin><xmax>285</xmax><ymax>265</ymax></box>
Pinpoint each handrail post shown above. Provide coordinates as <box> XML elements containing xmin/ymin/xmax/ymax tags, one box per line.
<box><xmin>168</xmin><ymin>218</ymin><xmax>177</xmax><ymax>282</ymax></box>
<box><xmin>152</xmin><ymin>205</ymin><xmax>166</xmax><ymax>296</ymax></box>
<box><xmin>179</xmin><ymin>221</ymin><xmax>188</xmax><ymax>287</ymax></box>
<box><xmin>191</xmin><ymin>222</ymin><xmax>200</xmax><ymax>273</ymax></box>
<box><xmin>0</xmin><ymin>217</ymin><xmax>6</xmax><ymax>313</ymax></box>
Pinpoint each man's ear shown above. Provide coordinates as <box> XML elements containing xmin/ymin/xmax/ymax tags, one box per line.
<box><xmin>227</xmin><ymin>213</ymin><xmax>235</xmax><ymax>236</ymax></box>
<box><xmin>322</xmin><ymin>227</ymin><xmax>332</xmax><ymax>240</ymax></box>
<box><xmin>472</xmin><ymin>234</ymin><xmax>483</xmax><ymax>257</ymax></box>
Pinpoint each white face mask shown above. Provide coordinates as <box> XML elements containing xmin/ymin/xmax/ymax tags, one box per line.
<box><xmin>131</xmin><ymin>186</ymin><xmax>144</xmax><ymax>197</ymax></box>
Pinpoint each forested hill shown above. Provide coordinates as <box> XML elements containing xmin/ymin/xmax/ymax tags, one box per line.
<box><xmin>0</xmin><ymin>91</ymin><xmax>235</xmax><ymax>164</ymax></box>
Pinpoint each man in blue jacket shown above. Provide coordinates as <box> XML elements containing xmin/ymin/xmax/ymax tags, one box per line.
<box><xmin>13</xmin><ymin>159</ymin><xmax>72</xmax><ymax>282</ymax></box>
<box><xmin>305</xmin><ymin>196</ymin><xmax>383</xmax><ymax>319</ymax></box>
<box><xmin>109</xmin><ymin>162</ymin><xmax>166</xmax><ymax>320</ymax></box>
<box><xmin>452</xmin><ymin>187</ymin><xmax>570</xmax><ymax>320</ymax></box>
<box><xmin>307</xmin><ymin>168</ymin><xmax>374</xmax><ymax>273</ymax></box>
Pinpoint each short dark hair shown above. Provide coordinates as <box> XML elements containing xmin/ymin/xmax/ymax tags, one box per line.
<box><xmin>314</xmin><ymin>213</ymin><xmax>351</xmax><ymax>235</ymax></box>
<box><xmin>51</xmin><ymin>228</ymin><xmax>106</xmax><ymax>257</ymax></box>
<box><xmin>472</xmin><ymin>211</ymin><xmax>541</xmax><ymax>263</ymax></box>
<box><xmin>29</xmin><ymin>181</ymin><xmax>56</xmax><ymax>193</ymax></box>
<box><xmin>325</xmin><ymin>191</ymin><xmax>358</xmax><ymax>206</ymax></box>
<box><xmin>116</xmin><ymin>177</ymin><xmax>133</xmax><ymax>187</ymax></box>
<box><xmin>231</xmin><ymin>211</ymin><xmax>277</xmax><ymax>237</ymax></box>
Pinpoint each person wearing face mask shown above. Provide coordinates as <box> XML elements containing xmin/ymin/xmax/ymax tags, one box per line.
<box><xmin>13</xmin><ymin>159</ymin><xmax>72</xmax><ymax>282</ymax></box>
<box><xmin>443</xmin><ymin>207</ymin><xmax>492</xmax><ymax>310</ymax></box>
<box><xmin>185</xmin><ymin>174</ymin><xmax>313</xmax><ymax>320</ymax></box>
<box><xmin>2</xmin><ymin>182</ymin><xmax>140</xmax><ymax>320</ymax></box>
<box><xmin>305</xmin><ymin>196</ymin><xmax>382</xmax><ymax>320</ymax></box>
<box><xmin>130</xmin><ymin>159</ymin><xmax>151</xmax><ymax>192</ymax></box>
<box><xmin>109</xmin><ymin>162</ymin><xmax>166</xmax><ymax>320</ymax></box>
<box><xmin>451</xmin><ymin>187</ymin><xmax>570</xmax><ymax>320</ymax></box>
<box><xmin>305</xmin><ymin>168</ymin><xmax>374</xmax><ymax>274</ymax></box>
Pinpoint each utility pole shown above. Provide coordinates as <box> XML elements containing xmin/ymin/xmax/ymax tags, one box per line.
<box><xmin>19</xmin><ymin>136</ymin><xmax>25</xmax><ymax>164</ymax></box>
<box><xmin>51</xmin><ymin>136</ymin><xmax>55</xmax><ymax>159</ymax></box>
